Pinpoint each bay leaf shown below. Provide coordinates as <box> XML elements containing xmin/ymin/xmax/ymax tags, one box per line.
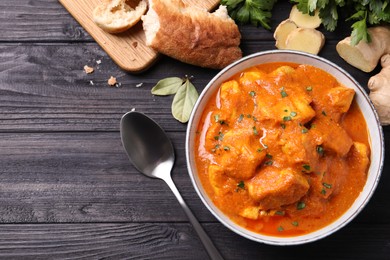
<box><xmin>171</xmin><ymin>79</ymin><xmax>199</xmax><ymax>123</ymax></box>
<box><xmin>151</xmin><ymin>77</ymin><xmax>183</xmax><ymax>95</ymax></box>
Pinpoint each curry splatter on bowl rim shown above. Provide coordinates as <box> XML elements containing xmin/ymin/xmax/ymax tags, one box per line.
<box><xmin>185</xmin><ymin>50</ymin><xmax>384</xmax><ymax>245</ymax></box>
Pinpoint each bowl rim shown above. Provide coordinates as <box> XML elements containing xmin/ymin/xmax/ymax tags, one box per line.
<box><xmin>185</xmin><ymin>50</ymin><xmax>385</xmax><ymax>245</ymax></box>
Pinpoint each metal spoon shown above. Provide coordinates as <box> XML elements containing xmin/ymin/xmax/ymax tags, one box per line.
<box><xmin>120</xmin><ymin>111</ymin><xmax>223</xmax><ymax>260</ymax></box>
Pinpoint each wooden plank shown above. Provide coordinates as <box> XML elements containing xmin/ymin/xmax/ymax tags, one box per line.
<box><xmin>0</xmin><ymin>43</ymin><xmax>375</xmax><ymax>133</ymax></box>
<box><xmin>0</xmin><ymin>132</ymin><xmax>214</xmax><ymax>223</ymax></box>
<box><xmin>0</xmin><ymin>131</ymin><xmax>388</xmax><ymax>223</ymax></box>
<box><xmin>0</xmin><ymin>1</ymin><xmax>352</xmax><ymax>43</ymax></box>
<box><xmin>58</xmin><ymin>0</ymin><xmax>220</xmax><ymax>73</ymax></box>
<box><xmin>0</xmin><ymin>223</ymin><xmax>389</xmax><ymax>259</ymax></box>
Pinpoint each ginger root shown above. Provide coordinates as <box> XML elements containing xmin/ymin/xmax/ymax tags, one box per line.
<box><xmin>336</xmin><ymin>26</ymin><xmax>390</xmax><ymax>72</ymax></box>
<box><xmin>274</xmin><ymin>19</ymin><xmax>298</xmax><ymax>49</ymax></box>
<box><xmin>336</xmin><ymin>26</ymin><xmax>390</xmax><ymax>125</ymax></box>
<box><xmin>274</xmin><ymin>6</ymin><xmax>325</xmax><ymax>55</ymax></box>
<box><xmin>368</xmin><ymin>54</ymin><xmax>390</xmax><ymax>125</ymax></box>
<box><xmin>289</xmin><ymin>5</ymin><xmax>321</xmax><ymax>29</ymax></box>
<box><xmin>285</xmin><ymin>28</ymin><xmax>325</xmax><ymax>55</ymax></box>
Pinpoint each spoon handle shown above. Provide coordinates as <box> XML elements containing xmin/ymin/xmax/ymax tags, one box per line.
<box><xmin>164</xmin><ymin>175</ymin><xmax>224</xmax><ymax>260</ymax></box>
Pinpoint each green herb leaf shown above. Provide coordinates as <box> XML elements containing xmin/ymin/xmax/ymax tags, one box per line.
<box><xmin>253</xmin><ymin>126</ymin><xmax>259</xmax><ymax>135</ymax></box>
<box><xmin>290</xmin><ymin>111</ymin><xmax>297</xmax><ymax>117</ymax></box>
<box><xmin>237</xmin><ymin>180</ymin><xmax>245</xmax><ymax>189</ymax></box>
<box><xmin>151</xmin><ymin>77</ymin><xmax>183</xmax><ymax>95</ymax></box>
<box><xmin>297</xmin><ymin>201</ymin><xmax>306</xmax><ymax>210</ymax></box>
<box><xmin>264</xmin><ymin>160</ymin><xmax>273</xmax><ymax>166</ymax></box>
<box><xmin>316</xmin><ymin>145</ymin><xmax>324</xmax><ymax>156</ymax></box>
<box><xmin>222</xmin><ymin>0</ymin><xmax>278</xmax><ymax>30</ymax></box>
<box><xmin>171</xmin><ymin>78</ymin><xmax>199</xmax><ymax>123</ymax></box>
<box><xmin>302</xmin><ymin>164</ymin><xmax>311</xmax><ymax>171</ymax></box>
<box><xmin>280</xmin><ymin>87</ymin><xmax>288</xmax><ymax>98</ymax></box>
<box><xmin>277</xmin><ymin>226</ymin><xmax>284</xmax><ymax>232</ymax></box>
<box><xmin>323</xmin><ymin>182</ymin><xmax>332</xmax><ymax>189</ymax></box>
<box><xmin>292</xmin><ymin>221</ymin><xmax>299</xmax><ymax>227</ymax></box>
<box><xmin>237</xmin><ymin>114</ymin><xmax>244</xmax><ymax>123</ymax></box>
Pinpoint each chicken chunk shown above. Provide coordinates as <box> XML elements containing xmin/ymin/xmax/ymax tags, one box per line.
<box><xmin>239</xmin><ymin>206</ymin><xmax>260</xmax><ymax>220</ymax></box>
<box><xmin>247</xmin><ymin>167</ymin><xmax>309</xmax><ymax>210</ymax></box>
<box><xmin>214</xmin><ymin>128</ymin><xmax>266</xmax><ymax>180</ymax></box>
<box><xmin>208</xmin><ymin>165</ymin><xmax>229</xmax><ymax>196</ymax></box>
<box><xmin>327</xmin><ymin>86</ymin><xmax>355</xmax><ymax>114</ymax></box>
<box><xmin>327</xmin><ymin>86</ymin><xmax>355</xmax><ymax>121</ymax></box>
<box><xmin>311</xmin><ymin>118</ymin><xmax>353</xmax><ymax>157</ymax></box>
<box><xmin>219</xmin><ymin>80</ymin><xmax>244</xmax><ymax>112</ymax></box>
<box><xmin>349</xmin><ymin>142</ymin><xmax>370</xmax><ymax>173</ymax></box>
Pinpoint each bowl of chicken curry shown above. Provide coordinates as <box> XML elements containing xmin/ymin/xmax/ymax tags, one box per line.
<box><xmin>186</xmin><ymin>50</ymin><xmax>384</xmax><ymax>245</ymax></box>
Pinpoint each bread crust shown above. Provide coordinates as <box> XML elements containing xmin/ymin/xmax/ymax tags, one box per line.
<box><xmin>93</xmin><ymin>0</ymin><xmax>147</xmax><ymax>34</ymax></box>
<box><xmin>143</xmin><ymin>0</ymin><xmax>242</xmax><ymax>69</ymax></box>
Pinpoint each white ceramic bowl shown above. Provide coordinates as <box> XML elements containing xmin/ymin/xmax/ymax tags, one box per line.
<box><xmin>185</xmin><ymin>50</ymin><xmax>384</xmax><ymax>245</ymax></box>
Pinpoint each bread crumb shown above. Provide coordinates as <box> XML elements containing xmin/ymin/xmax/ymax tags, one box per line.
<box><xmin>136</xmin><ymin>83</ymin><xmax>143</xmax><ymax>88</ymax></box>
<box><xmin>84</xmin><ymin>65</ymin><xmax>94</xmax><ymax>74</ymax></box>
<box><xmin>108</xmin><ymin>76</ymin><xmax>117</xmax><ymax>86</ymax></box>
<box><xmin>132</xmin><ymin>42</ymin><xmax>138</xmax><ymax>48</ymax></box>
<box><xmin>96</xmin><ymin>60</ymin><xmax>102</xmax><ymax>65</ymax></box>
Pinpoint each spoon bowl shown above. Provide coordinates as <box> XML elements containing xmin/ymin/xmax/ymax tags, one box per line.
<box><xmin>120</xmin><ymin>111</ymin><xmax>174</xmax><ymax>178</ymax></box>
<box><xmin>120</xmin><ymin>111</ymin><xmax>223</xmax><ymax>260</ymax></box>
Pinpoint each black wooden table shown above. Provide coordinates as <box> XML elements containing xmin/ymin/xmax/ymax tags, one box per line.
<box><xmin>0</xmin><ymin>1</ymin><xmax>389</xmax><ymax>259</ymax></box>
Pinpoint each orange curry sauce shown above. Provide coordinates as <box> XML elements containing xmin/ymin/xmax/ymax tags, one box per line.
<box><xmin>194</xmin><ymin>62</ymin><xmax>370</xmax><ymax>237</ymax></box>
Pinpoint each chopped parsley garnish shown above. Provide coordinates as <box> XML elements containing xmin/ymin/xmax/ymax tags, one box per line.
<box><xmin>253</xmin><ymin>126</ymin><xmax>259</xmax><ymax>135</ymax></box>
<box><xmin>290</xmin><ymin>111</ymin><xmax>297</xmax><ymax>117</ymax></box>
<box><xmin>223</xmin><ymin>146</ymin><xmax>230</xmax><ymax>151</ymax></box>
<box><xmin>316</xmin><ymin>145</ymin><xmax>324</xmax><ymax>156</ymax></box>
<box><xmin>214</xmin><ymin>114</ymin><xmax>226</xmax><ymax>125</ymax></box>
<box><xmin>301</xmin><ymin>128</ymin><xmax>308</xmax><ymax>134</ymax></box>
<box><xmin>291</xmin><ymin>221</ymin><xmax>299</xmax><ymax>227</ymax></box>
<box><xmin>238</xmin><ymin>114</ymin><xmax>244</xmax><ymax>122</ymax></box>
<box><xmin>306</xmin><ymin>86</ymin><xmax>313</xmax><ymax>91</ymax></box>
<box><xmin>237</xmin><ymin>181</ymin><xmax>245</xmax><ymax>189</ymax></box>
<box><xmin>214</xmin><ymin>131</ymin><xmax>224</xmax><ymax>141</ymax></box>
<box><xmin>283</xmin><ymin>116</ymin><xmax>292</xmax><ymax>121</ymax></box>
<box><xmin>249</xmin><ymin>91</ymin><xmax>256</xmax><ymax>97</ymax></box>
<box><xmin>280</xmin><ymin>87</ymin><xmax>288</xmax><ymax>98</ymax></box>
<box><xmin>277</xmin><ymin>226</ymin><xmax>284</xmax><ymax>232</ymax></box>
<box><xmin>302</xmin><ymin>164</ymin><xmax>311</xmax><ymax>171</ymax></box>
<box><xmin>323</xmin><ymin>183</ymin><xmax>332</xmax><ymax>189</ymax></box>
<box><xmin>281</xmin><ymin>123</ymin><xmax>286</xmax><ymax>129</ymax></box>
<box><xmin>257</xmin><ymin>148</ymin><xmax>263</xmax><ymax>153</ymax></box>
<box><xmin>211</xmin><ymin>144</ymin><xmax>220</xmax><ymax>153</ymax></box>
<box><xmin>275</xmin><ymin>211</ymin><xmax>285</xmax><ymax>216</ymax></box>
<box><xmin>264</xmin><ymin>160</ymin><xmax>273</xmax><ymax>166</ymax></box>
<box><xmin>297</xmin><ymin>201</ymin><xmax>306</xmax><ymax>210</ymax></box>
<box><xmin>322</xmin><ymin>110</ymin><xmax>327</xmax><ymax>116</ymax></box>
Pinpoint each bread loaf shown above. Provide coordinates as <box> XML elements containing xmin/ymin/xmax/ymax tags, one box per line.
<box><xmin>93</xmin><ymin>0</ymin><xmax>148</xmax><ymax>34</ymax></box>
<box><xmin>142</xmin><ymin>0</ymin><xmax>242</xmax><ymax>69</ymax></box>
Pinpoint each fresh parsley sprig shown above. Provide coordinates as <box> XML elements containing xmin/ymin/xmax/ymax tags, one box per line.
<box><xmin>221</xmin><ymin>0</ymin><xmax>278</xmax><ymax>30</ymax></box>
<box><xmin>292</xmin><ymin>0</ymin><xmax>390</xmax><ymax>45</ymax></box>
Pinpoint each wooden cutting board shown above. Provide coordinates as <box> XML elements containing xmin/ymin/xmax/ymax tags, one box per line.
<box><xmin>59</xmin><ymin>0</ymin><xmax>221</xmax><ymax>73</ymax></box>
